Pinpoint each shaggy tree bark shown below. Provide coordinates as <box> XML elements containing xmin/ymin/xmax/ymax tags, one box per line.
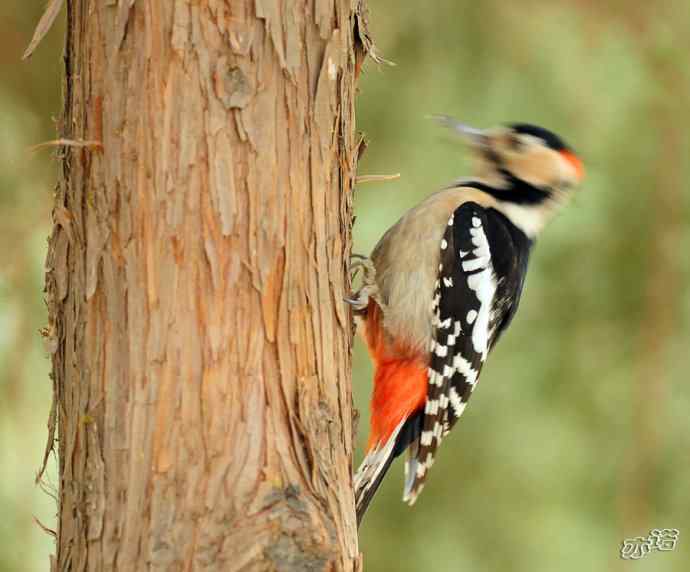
<box><xmin>43</xmin><ymin>1</ymin><xmax>371</xmax><ymax>569</ymax></box>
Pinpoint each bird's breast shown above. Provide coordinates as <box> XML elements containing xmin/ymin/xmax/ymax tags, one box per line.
<box><xmin>370</xmin><ymin>188</ymin><xmax>497</xmax><ymax>358</ymax></box>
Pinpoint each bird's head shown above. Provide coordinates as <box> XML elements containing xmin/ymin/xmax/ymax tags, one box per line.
<box><xmin>438</xmin><ymin>117</ymin><xmax>584</xmax><ymax>196</ymax></box>
<box><xmin>436</xmin><ymin>117</ymin><xmax>584</xmax><ymax>236</ymax></box>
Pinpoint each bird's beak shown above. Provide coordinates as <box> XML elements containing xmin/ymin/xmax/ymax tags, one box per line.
<box><xmin>431</xmin><ymin>115</ymin><xmax>489</xmax><ymax>149</ymax></box>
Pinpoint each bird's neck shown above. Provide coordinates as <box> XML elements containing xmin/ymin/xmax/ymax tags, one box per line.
<box><xmin>469</xmin><ymin>172</ymin><xmax>567</xmax><ymax>239</ymax></box>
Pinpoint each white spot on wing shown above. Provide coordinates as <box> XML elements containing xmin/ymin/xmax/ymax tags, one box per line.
<box><xmin>462</xmin><ymin>256</ymin><xmax>490</xmax><ymax>272</ymax></box>
<box><xmin>452</xmin><ymin>354</ymin><xmax>479</xmax><ymax>386</ymax></box>
<box><xmin>449</xmin><ymin>387</ymin><xmax>467</xmax><ymax>417</ymax></box>
<box><xmin>467</xmin><ymin>310</ymin><xmax>478</xmax><ymax>324</ymax></box>
<box><xmin>435</xmin><ymin>344</ymin><xmax>448</xmax><ymax>357</ymax></box>
<box><xmin>467</xmin><ymin>270</ymin><xmax>496</xmax><ymax>359</ymax></box>
<box><xmin>433</xmin><ymin>423</ymin><xmax>443</xmax><ymax>440</ymax></box>
<box><xmin>463</xmin><ymin>219</ymin><xmax>496</xmax><ymax>358</ymax></box>
<box><xmin>428</xmin><ymin>368</ymin><xmax>444</xmax><ymax>386</ymax></box>
<box><xmin>469</xmin><ymin>228</ymin><xmax>491</xmax><ymax>258</ymax></box>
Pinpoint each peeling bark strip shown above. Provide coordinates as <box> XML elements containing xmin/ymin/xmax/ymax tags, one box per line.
<box><xmin>45</xmin><ymin>0</ymin><xmax>372</xmax><ymax>569</ymax></box>
<box><xmin>22</xmin><ymin>0</ymin><xmax>66</xmax><ymax>60</ymax></box>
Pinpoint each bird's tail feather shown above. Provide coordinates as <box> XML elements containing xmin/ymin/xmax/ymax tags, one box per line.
<box><xmin>402</xmin><ymin>438</ymin><xmax>422</xmax><ymax>504</ymax></box>
<box><xmin>354</xmin><ymin>418</ymin><xmax>406</xmax><ymax>525</ymax></box>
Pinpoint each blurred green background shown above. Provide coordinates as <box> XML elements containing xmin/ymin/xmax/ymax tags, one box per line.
<box><xmin>1</xmin><ymin>1</ymin><xmax>689</xmax><ymax>571</ymax></box>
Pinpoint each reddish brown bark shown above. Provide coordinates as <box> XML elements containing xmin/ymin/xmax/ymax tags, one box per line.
<box><xmin>44</xmin><ymin>1</ymin><xmax>367</xmax><ymax>569</ymax></box>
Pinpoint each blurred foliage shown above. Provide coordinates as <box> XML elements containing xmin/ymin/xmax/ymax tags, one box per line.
<box><xmin>1</xmin><ymin>1</ymin><xmax>689</xmax><ymax>571</ymax></box>
<box><xmin>353</xmin><ymin>1</ymin><xmax>690</xmax><ymax>571</ymax></box>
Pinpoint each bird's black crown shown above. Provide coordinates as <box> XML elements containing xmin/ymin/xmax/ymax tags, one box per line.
<box><xmin>509</xmin><ymin>123</ymin><xmax>571</xmax><ymax>152</ymax></box>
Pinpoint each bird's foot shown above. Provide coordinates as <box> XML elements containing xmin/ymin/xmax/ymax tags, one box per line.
<box><xmin>346</xmin><ymin>254</ymin><xmax>381</xmax><ymax>312</ymax></box>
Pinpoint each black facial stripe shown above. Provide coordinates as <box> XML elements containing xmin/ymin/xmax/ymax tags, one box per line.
<box><xmin>451</xmin><ymin>178</ymin><xmax>552</xmax><ymax>205</ymax></box>
<box><xmin>497</xmin><ymin>170</ymin><xmax>553</xmax><ymax>204</ymax></box>
<box><xmin>509</xmin><ymin>123</ymin><xmax>570</xmax><ymax>152</ymax></box>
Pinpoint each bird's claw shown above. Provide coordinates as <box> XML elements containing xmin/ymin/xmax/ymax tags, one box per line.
<box><xmin>347</xmin><ymin>255</ymin><xmax>380</xmax><ymax>312</ymax></box>
<box><xmin>349</xmin><ymin>254</ymin><xmax>377</xmax><ymax>283</ymax></box>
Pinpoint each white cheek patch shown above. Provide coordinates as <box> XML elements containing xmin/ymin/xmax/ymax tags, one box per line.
<box><xmin>494</xmin><ymin>201</ymin><xmax>549</xmax><ymax>238</ymax></box>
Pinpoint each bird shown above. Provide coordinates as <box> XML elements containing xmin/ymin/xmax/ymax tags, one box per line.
<box><xmin>348</xmin><ymin>118</ymin><xmax>584</xmax><ymax>524</ymax></box>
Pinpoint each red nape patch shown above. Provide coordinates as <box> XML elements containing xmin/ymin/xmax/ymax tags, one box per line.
<box><xmin>367</xmin><ymin>359</ymin><xmax>427</xmax><ymax>451</ymax></box>
<box><xmin>560</xmin><ymin>150</ymin><xmax>584</xmax><ymax>181</ymax></box>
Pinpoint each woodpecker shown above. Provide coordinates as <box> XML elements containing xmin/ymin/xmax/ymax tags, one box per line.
<box><xmin>349</xmin><ymin>118</ymin><xmax>584</xmax><ymax>523</ymax></box>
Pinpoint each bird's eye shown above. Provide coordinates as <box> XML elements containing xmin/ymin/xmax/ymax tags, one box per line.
<box><xmin>508</xmin><ymin>135</ymin><xmax>524</xmax><ymax>151</ymax></box>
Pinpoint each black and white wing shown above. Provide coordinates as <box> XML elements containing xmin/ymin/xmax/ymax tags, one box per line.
<box><xmin>403</xmin><ymin>201</ymin><xmax>532</xmax><ymax>504</ymax></box>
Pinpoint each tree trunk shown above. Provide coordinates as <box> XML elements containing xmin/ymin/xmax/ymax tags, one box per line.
<box><xmin>44</xmin><ymin>1</ymin><xmax>367</xmax><ymax>569</ymax></box>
